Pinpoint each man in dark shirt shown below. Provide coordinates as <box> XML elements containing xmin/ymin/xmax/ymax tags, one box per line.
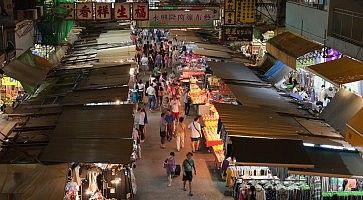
<box><xmin>164</xmin><ymin>109</ymin><xmax>175</xmax><ymax>141</ymax></box>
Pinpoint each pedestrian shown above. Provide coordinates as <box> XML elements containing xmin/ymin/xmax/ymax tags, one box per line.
<box><xmin>141</xmin><ymin>54</ymin><xmax>149</xmax><ymax>74</ymax></box>
<box><xmin>157</xmin><ymin>84</ymin><xmax>165</xmax><ymax>109</ymax></box>
<box><xmin>134</xmin><ymin>107</ymin><xmax>141</xmax><ymax>127</ymax></box>
<box><xmin>138</xmin><ymin>108</ymin><xmax>146</xmax><ymax>142</ymax></box>
<box><xmin>165</xmin><ymin>110</ymin><xmax>175</xmax><ymax>142</ymax></box>
<box><xmin>188</xmin><ymin>116</ymin><xmax>202</xmax><ymax>153</ymax></box>
<box><xmin>132</xmin><ymin>127</ymin><xmax>141</xmax><ymax>159</ymax></box>
<box><xmin>160</xmin><ymin>113</ymin><xmax>167</xmax><ymax>149</ymax></box>
<box><xmin>175</xmin><ymin>117</ymin><xmax>186</xmax><ymax>152</ymax></box>
<box><xmin>137</xmin><ymin>80</ymin><xmax>145</xmax><ymax>102</ymax></box>
<box><xmin>164</xmin><ymin>152</ymin><xmax>176</xmax><ymax>187</ymax></box>
<box><xmin>146</xmin><ymin>84</ymin><xmax>156</xmax><ymax>111</ymax></box>
<box><xmin>170</xmin><ymin>96</ymin><xmax>181</xmax><ymax>121</ymax></box>
<box><xmin>182</xmin><ymin>152</ymin><xmax>196</xmax><ymax>196</ymax></box>
<box><xmin>142</xmin><ymin>108</ymin><xmax>148</xmax><ymax>139</ymax></box>
<box><xmin>155</xmin><ymin>52</ymin><xmax>162</xmax><ymax>69</ymax></box>
<box><xmin>183</xmin><ymin>89</ymin><xmax>191</xmax><ymax>115</ymax></box>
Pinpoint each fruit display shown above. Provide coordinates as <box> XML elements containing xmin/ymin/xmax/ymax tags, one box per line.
<box><xmin>189</xmin><ymin>85</ymin><xmax>208</xmax><ymax>104</ymax></box>
<box><xmin>212</xmin><ymin>145</ymin><xmax>225</xmax><ymax>164</ymax></box>
<box><xmin>201</xmin><ymin>105</ymin><xmax>222</xmax><ymax>147</ymax></box>
<box><xmin>180</xmin><ymin>71</ymin><xmax>205</xmax><ymax>79</ymax></box>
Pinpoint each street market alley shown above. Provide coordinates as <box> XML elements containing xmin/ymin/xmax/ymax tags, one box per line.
<box><xmin>133</xmin><ymin>109</ymin><xmax>231</xmax><ymax>200</ymax></box>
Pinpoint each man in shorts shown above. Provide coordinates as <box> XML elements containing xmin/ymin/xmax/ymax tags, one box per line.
<box><xmin>182</xmin><ymin>152</ymin><xmax>196</xmax><ymax>196</ymax></box>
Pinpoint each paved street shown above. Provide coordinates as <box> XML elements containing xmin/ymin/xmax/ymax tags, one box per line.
<box><xmin>134</xmin><ymin>108</ymin><xmax>231</xmax><ymax>200</ymax></box>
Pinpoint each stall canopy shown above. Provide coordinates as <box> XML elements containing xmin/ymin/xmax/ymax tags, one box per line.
<box><xmin>266</xmin><ymin>32</ymin><xmax>322</xmax><ymax>68</ymax></box>
<box><xmin>307</xmin><ymin>57</ymin><xmax>363</xmax><ymax>85</ymax></box>
<box><xmin>214</xmin><ymin>103</ymin><xmax>308</xmax><ymax>139</ymax></box>
<box><xmin>320</xmin><ymin>89</ymin><xmax>363</xmax><ymax>134</ymax></box>
<box><xmin>208</xmin><ymin>61</ymin><xmax>262</xmax><ymax>82</ymax></box>
<box><xmin>52</xmin><ymin>105</ymin><xmax>134</xmax><ymax>139</ymax></box>
<box><xmin>289</xmin><ymin>147</ymin><xmax>363</xmax><ymax>178</ymax></box>
<box><xmin>227</xmin><ymin>84</ymin><xmax>300</xmax><ymax>115</ymax></box>
<box><xmin>39</xmin><ymin>105</ymin><xmax>134</xmax><ymax>164</ymax></box>
<box><xmin>263</xmin><ymin>60</ymin><xmax>293</xmax><ymax>85</ymax></box>
<box><xmin>230</xmin><ymin>137</ymin><xmax>313</xmax><ymax>168</ymax></box>
<box><xmin>61</xmin><ymin>87</ymin><xmax>130</xmax><ymax>105</ymax></box>
<box><xmin>195</xmin><ymin>43</ymin><xmax>234</xmax><ymax>53</ymax></box>
<box><xmin>345</xmin><ymin>108</ymin><xmax>363</xmax><ymax>147</ymax></box>
<box><xmin>76</xmin><ymin>65</ymin><xmax>131</xmax><ymax>90</ymax></box>
<box><xmin>0</xmin><ymin>164</ymin><xmax>68</xmax><ymax>200</ymax></box>
<box><xmin>40</xmin><ymin>138</ymin><xmax>133</xmax><ymax>164</ymax></box>
<box><xmin>257</xmin><ymin>53</ymin><xmax>276</xmax><ymax>73</ymax></box>
<box><xmin>194</xmin><ymin>48</ymin><xmax>232</xmax><ymax>59</ymax></box>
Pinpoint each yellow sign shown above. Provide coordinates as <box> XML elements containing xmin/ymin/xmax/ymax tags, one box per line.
<box><xmin>224</xmin><ymin>0</ymin><xmax>236</xmax><ymax>25</ymax></box>
<box><xmin>2</xmin><ymin>77</ymin><xmax>20</xmax><ymax>86</ymax></box>
<box><xmin>236</xmin><ymin>0</ymin><xmax>256</xmax><ymax>23</ymax></box>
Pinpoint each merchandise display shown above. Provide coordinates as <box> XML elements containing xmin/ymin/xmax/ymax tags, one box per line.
<box><xmin>189</xmin><ymin>84</ymin><xmax>208</xmax><ymax>104</ymax></box>
<box><xmin>207</xmin><ymin>77</ymin><xmax>238</xmax><ymax>104</ymax></box>
<box><xmin>212</xmin><ymin>144</ymin><xmax>224</xmax><ymax>165</ymax></box>
<box><xmin>201</xmin><ymin>104</ymin><xmax>223</xmax><ymax>147</ymax></box>
<box><xmin>64</xmin><ymin>163</ymin><xmax>137</xmax><ymax>200</ymax></box>
<box><xmin>179</xmin><ymin>55</ymin><xmax>207</xmax><ymax>80</ymax></box>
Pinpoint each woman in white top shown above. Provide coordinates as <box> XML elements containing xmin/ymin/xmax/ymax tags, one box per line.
<box><xmin>188</xmin><ymin>116</ymin><xmax>202</xmax><ymax>153</ymax></box>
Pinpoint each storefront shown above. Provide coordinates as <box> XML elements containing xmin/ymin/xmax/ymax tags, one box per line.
<box><xmin>64</xmin><ymin>163</ymin><xmax>136</xmax><ymax>200</ymax></box>
<box><xmin>1</xmin><ymin>75</ymin><xmax>24</xmax><ymax>105</ymax></box>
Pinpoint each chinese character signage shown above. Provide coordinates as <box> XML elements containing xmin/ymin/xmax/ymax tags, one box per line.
<box><xmin>224</xmin><ymin>0</ymin><xmax>255</xmax><ymax>24</ymax></box>
<box><xmin>224</xmin><ymin>0</ymin><xmax>236</xmax><ymax>25</ymax></box>
<box><xmin>95</xmin><ymin>3</ymin><xmax>111</xmax><ymax>20</ymax></box>
<box><xmin>61</xmin><ymin>3</ymin><xmax>75</xmax><ymax>20</ymax></box>
<box><xmin>142</xmin><ymin>9</ymin><xmax>215</xmax><ymax>28</ymax></box>
<box><xmin>115</xmin><ymin>3</ymin><xmax>131</xmax><ymax>20</ymax></box>
<box><xmin>132</xmin><ymin>3</ymin><xmax>149</xmax><ymax>20</ymax></box>
<box><xmin>222</xmin><ymin>26</ymin><xmax>253</xmax><ymax>41</ymax></box>
<box><xmin>76</xmin><ymin>3</ymin><xmax>93</xmax><ymax>20</ymax></box>
<box><xmin>236</xmin><ymin>0</ymin><xmax>255</xmax><ymax>23</ymax></box>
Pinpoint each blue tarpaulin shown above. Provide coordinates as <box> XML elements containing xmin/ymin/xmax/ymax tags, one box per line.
<box><xmin>263</xmin><ymin>60</ymin><xmax>292</xmax><ymax>84</ymax></box>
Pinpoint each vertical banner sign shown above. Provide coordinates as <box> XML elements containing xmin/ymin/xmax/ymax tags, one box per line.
<box><xmin>115</xmin><ymin>3</ymin><xmax>131</xmax><ymax>20</ymax></box>
<box><xmin>132</xmin><ymin>3</ymin><xmax>149</xmax><ymax>21</ymax></box>
<box><xmin>235</xmin><ymin>0</ymin><xmax>242</xmax><ymax>23</ymax></box>
<box><xmin>95</xmin><ymin>3</ymin><xmax>111</xmax><ymax>20</ymax></box>
<box><xmin>76</xmin><ymin>3</ymin><xmax>93</xmax><ymax>20</ymax></box>
<box><xmin>224</xmin><ymin>0</ymin><xmax>236</xmax><ymax>25</ymax></box>
<box><xmin>238</xmin><ymin>0</ymin><xmax>256</xmax><ymax>23</ymax></box>
<box><xmin>61</xmin><ymin>3</ymin><xmax>75</xmax><ymax>20</ymax></box>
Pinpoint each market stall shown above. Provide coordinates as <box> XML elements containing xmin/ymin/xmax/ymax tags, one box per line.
<box><xmin>39</xmin><ymin>104</ymin><xmax>137</xmax><ymax>200</ymax></box>
<box><xmin>288</xmin><ymin>146</ymin><xmax>363</xmax><ymax>200</ymax></box>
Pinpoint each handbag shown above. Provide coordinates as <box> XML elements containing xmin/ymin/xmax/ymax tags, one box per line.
<box><xmin>193</xmin><ymin>122</ymin><xmax>202</xmax><ymax>138</ymax></box>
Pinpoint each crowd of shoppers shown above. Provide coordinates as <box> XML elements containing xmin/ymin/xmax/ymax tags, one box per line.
<box><xmin>131</xmin><ymin>28</ymin><xmax>201</xmax><ymax>196</ymax></box>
